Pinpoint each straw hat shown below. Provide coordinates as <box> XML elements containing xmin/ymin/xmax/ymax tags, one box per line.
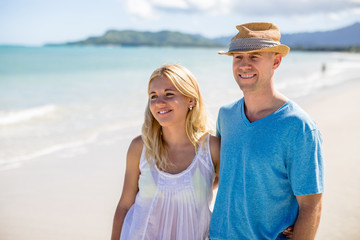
<box><xmin>219</xmin><ymin>22</ymin><xmax>290</xmax><ymax>57</ymax></box>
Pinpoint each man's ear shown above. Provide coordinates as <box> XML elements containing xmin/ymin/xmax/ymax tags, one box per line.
<box><xmin>273</xmin><ymin>53</ymin><xmax>282</xmax><ymax>70</ymax></box>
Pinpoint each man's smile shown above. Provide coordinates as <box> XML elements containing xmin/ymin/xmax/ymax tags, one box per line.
<box><xmin>239</xmin><ymin>74</ymin><xmax>256</xmax><ymax>79</ymax></box>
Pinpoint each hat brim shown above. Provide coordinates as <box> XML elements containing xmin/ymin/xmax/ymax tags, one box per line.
<box><xmin>218</xmin><ymin>44</ymin><xmax>290</xmax><ymax>57</ymax></box>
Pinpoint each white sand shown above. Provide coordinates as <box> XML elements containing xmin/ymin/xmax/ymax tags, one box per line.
<box><xmin>304</xmin><ymin>80</ymin><xmax>360</xmax><ymax>239</ymax></box>
<box><xmin>1</xmin><ymin>81</ymin><xmax>360</xmax><ymax>239</ymax></box>
<box><xmin>0</xmin><ymin>139</ymin><xmax>130</xmax><ymax>240</ymax></box>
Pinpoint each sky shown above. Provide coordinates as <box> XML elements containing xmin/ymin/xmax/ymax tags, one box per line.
<box><xmin>1</xmin><ymin>0</ymin><xmax>360</xmax><ymax>46</ymax></box>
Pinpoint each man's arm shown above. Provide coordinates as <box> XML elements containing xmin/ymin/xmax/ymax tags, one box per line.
<box><xmin>292</xmin><ymin>193</ymin><xmax>322</xmax><ymax>240</ymax></box>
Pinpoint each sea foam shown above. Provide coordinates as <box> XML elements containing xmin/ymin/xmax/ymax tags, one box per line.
<box><xmin>0</xmin><ymin>104</ymin><xmax>57</xmax><ymax>126</ymax></box>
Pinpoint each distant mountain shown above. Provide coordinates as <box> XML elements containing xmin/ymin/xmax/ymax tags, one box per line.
<box><xmin>46</xmin><ymin>22</ymin><xmax>360</xmax><ymax>51</ymax></box>
<box><xmin>281</xmin><ymin>22</ymin><xmax>360</xmax><ymax>50</ymax></box>
<box><xmin>47</xmin><ymin>30</ymin><xmax>223</xmax><ymax>48</ymax></box>
<box><xmin>212</xmin><ymin>22</ymin><xmax>360</xmax><ymax>51</ymax></box>
<box><xmin>212</xmin><ymin>36</ymin><xmax>232</xmax><ymax>46</ymax></box>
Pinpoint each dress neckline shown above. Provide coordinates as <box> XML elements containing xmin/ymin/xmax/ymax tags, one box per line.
<box><xmin>155</xmin><ymin>146</ymin><xmax>200</xmax><ymax>178</ymax></box>
<box><xmin>154</xmin><ymin>137</ymin><xmax>206</xmax><ymax>178</ymax></box>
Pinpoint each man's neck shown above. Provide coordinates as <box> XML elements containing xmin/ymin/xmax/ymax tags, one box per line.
<box><xmin>243</xmin><ymin>90</ymin><xmax>288</xmax><ymax>123</ymax></box>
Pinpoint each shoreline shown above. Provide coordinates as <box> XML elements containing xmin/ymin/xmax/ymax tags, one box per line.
<box><xmin>1</xmin><ymin>80</ymin><xmax>360</xmax><ymax>239</ymax></box>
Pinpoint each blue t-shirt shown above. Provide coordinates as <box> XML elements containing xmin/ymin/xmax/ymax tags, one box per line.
<box><xmin>209</xmin><ymin>98</ymin><xmax>324</xmax><ymax>240</ymax></box>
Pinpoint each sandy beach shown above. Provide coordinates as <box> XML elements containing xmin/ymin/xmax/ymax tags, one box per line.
<box><xmin>1</xmin><ymin>80</ymin><xmax>360</xmax><ymax>239</ymax></box>
<box><xmin>305</xmin><ymin>80</ymin><xmax>360</xmax><ymax>239</ymax></box>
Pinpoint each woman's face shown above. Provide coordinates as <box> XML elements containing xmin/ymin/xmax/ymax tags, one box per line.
<box><xmin>148</xmin><ymin>76</ymin><xmax>190</xmax><ymax>129</ymax></box>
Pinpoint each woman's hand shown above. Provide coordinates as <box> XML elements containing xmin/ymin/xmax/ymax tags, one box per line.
<box><xmin>282</xmin><ymin>225</ymin><xmax>294</xmax><ymax>239</ymax></box>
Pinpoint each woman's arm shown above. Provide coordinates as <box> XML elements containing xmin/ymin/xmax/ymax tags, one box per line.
<box><xmin>209</xmin><ymin>135</ymin><xmax>221</xmax><ymax>190</ymax></box>
<box><xmin>111</xmin><ymin>136</ymin><xmax>143</xmax><ymax>240</ymax></box>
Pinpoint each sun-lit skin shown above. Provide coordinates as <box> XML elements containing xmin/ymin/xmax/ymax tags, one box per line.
<box><xmin>232</xmin><ymin>51</ymin><xmax>282</xmax><ymax>95</ymax></box>
<box><xmin>149</xmin><ymin>76</ymin><xmax>191</xmax><ymax>129</ymax></box>
<box><xmin>231</xmin><ymin>51</ymin><xmax>286</xmax><ymax>123</ymax></box>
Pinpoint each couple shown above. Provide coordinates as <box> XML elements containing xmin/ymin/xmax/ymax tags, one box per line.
<box><xmin>111</xmin><ymin>22</ymin><xmax>324</xmax><ymax>240</ymax></box>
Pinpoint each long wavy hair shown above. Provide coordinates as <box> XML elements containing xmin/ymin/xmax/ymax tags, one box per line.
<box><xmin>141</xmin><ymin>64</ymin><xmax>210</xmax><ymax>171</ymax></box>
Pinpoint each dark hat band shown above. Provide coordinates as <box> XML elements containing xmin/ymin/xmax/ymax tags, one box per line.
<box><xmin>229</xmin><ymin>38</ymin><xmax>280</xmax><ymax>52</ymax></box>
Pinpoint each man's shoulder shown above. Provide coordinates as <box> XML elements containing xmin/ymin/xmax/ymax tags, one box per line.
<box><xmin>281</xmin><ymin>101</ymin><xmax>319</xmax><ymax>131</ymax></box>
<box><xmin>219</xmin><ymin>98</ymin><xmax>243</xmax><ymax>112</ymax></box>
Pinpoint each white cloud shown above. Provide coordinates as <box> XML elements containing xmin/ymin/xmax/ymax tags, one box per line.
<box><xmin>126</xmin><ymin>0</ymin><xmax>360</xmax><ymax>18</ymax></box>
<box><xmin>126</xmin><ymin>0</ymin><xmax>156</xmax><ymax>20</ymax></box>
<box><xmin>187</xmin><ymin>0</ymin><xmax>217</xmax><ymax>10</ymax></box>
<box><xmin>126</xmin><ymin>0</ymin><xmax>233</xmax><ymax>19</ymax></box>
<box><xmin>151</xmin><ymin>0</ymin><xmax>188</xmax><ymax>9</ymax></box>
<box><xmin>229</xmin><ymin>0</ymin><xmax>360</xmax><ymax>17</ymax></box>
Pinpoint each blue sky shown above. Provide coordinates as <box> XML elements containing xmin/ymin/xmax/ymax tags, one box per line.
<box><xmin>1</xmin><ymin>0</ymin><xmax>360</xmax><ymax>46</ymax></box>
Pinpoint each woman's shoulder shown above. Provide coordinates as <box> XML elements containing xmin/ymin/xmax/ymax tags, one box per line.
<box><xmin>200</xmin><ymin>133</ymin><xmax>219</xmax><ymax>149</ymax></box>
<box><xmin>208</xmin><ymin>134</ymin><xmax>220</xmax><ymax>188</ymax></box>
<box><xmin>131</xmin><ymin>135</ymin><xmax>143</xmax><ymax>146</ymax></box>
<box><xmin>127</xmin><ymin>135</ymin><xmax>144</xmax><ymax>159</ymax></box>
<box><xmin>209</xmin><ymin>135</ymin><xmax>220</xmax><ymax>148</ymax></box>
<box><xmin>209</xmin><ymin>135</ymin><xmax>220</xmax><ymax>163</ymax></box>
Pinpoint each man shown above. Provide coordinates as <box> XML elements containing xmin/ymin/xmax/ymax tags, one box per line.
<box><xmin>209</xmin><ymin>22</ymin><xmax>324</xmax><ymax>239</ymax></box>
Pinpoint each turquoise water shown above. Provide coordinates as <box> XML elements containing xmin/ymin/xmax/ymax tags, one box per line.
<box><xmin>1</xmin><ymin>46</ymin><xmax>359</xmax><ymax>165</ymax></box>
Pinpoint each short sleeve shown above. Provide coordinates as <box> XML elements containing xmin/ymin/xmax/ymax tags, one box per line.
<box><xmin>288</xmin><ymin>127</ymin><xmax>324</xmax><ymax>196</ymax></box>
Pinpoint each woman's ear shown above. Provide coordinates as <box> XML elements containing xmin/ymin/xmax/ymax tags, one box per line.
<box><xmin>188</xmin><ymin>98</ymin><xmax>196</xmax><ymax>107</ymax></box>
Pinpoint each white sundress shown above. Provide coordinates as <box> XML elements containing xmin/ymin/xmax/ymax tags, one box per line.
<box><xmin>120</xmin><ymin>135</ymin><xmax>215</xmax><ymax>240</ymax></box>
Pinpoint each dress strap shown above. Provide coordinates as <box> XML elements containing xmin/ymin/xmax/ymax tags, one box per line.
<box><xmin>196</xmin><ymin>134</ymin><xmax>214</xmax><ymax>173</ymax></box>
<box><xmin>139</xmin><ymin>145</ymin><xmax>147</xmax><ymax>169</ymax></box>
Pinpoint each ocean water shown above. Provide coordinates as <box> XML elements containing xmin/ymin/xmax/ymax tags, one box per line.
<box><xmin>0</xmin><ymin>46</ymin><xmax>359</xmax><ymax>167</ymax></box>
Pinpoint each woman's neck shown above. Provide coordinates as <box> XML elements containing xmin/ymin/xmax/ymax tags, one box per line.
<box><xmin>162</xmin><ymin>126</ymin><xmax>192</xmax><ymax>148</ymax></box>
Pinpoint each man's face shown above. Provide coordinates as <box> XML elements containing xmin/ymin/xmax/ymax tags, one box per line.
<box><xmin>232</xmin><ymin>51</ymin><xmax>281</xmax><ymax>94</ymax></box>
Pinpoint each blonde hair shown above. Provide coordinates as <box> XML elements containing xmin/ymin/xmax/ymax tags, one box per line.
<box><xmin>141</xmin><ymin>64</ymin><xmax>210</xmax><ymax>170</ymax></box>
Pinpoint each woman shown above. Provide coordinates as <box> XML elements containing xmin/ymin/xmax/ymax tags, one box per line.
<box><xmin>111</xmin><ymin>64</ymin><xmax>220</xmax><ymax>240</ymax></box>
